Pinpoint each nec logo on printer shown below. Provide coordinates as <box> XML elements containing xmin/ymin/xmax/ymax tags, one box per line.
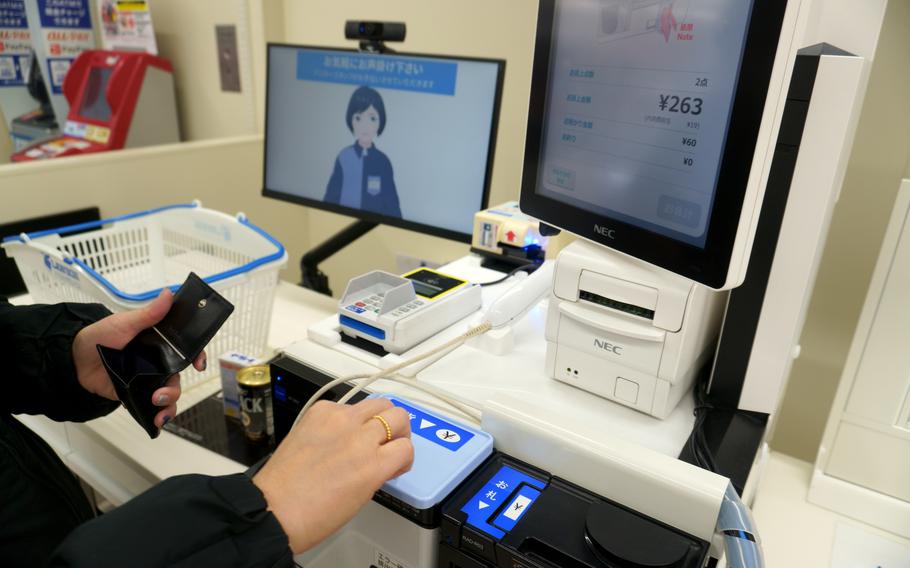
<box><xmin>594</xmin><ymin>338</ymin><xmax>623</xmax><ymax>355</ymax></box>
<box><xmin>593</xmin><ymin>225</ymin><xmax>616</xmax><ymax>239</ymax></box>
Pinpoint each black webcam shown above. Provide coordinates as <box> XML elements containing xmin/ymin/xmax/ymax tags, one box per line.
<box><xmin>345</xmin><ymin>21</ymin><xmax>406</xmax><ymax>44</ymax></box>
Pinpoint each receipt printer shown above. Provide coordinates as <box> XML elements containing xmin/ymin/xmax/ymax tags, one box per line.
<box><xmin>296</xmin><ymin>394</ymin><xmax>494</xmax><ymax>567</ymax></box>
<box><xmin>546</xmin><ymin>240</ymin><xmax>726</xmax><ymax>418</ymax></box>
<box><xmin>439</xmin><ymin>452</ymin><xmax>710</xmax><ymax>567</ymax></box>
<box><xmin>12</xmin><ymin>50</ymin><xmax>179</xmax><ymax>161</ymax></box>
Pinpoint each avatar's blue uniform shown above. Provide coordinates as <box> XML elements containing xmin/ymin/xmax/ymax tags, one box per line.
<box><xmin>324</xmin><ymin>144</ymin><xmax>401</xmax><ymax>218</ymax></box>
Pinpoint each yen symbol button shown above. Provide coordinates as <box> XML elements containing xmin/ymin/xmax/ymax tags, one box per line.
<box><xmin>436</xmin><ymin>429</ymin><xmax>461</xmax><ymax>443</ymax></box>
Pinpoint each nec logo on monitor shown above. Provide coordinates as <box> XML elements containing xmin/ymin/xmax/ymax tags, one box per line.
<box><xmin>593</xmin><ymin>225</ymin><xmax>616</xmax><ymax>239</ymax></box>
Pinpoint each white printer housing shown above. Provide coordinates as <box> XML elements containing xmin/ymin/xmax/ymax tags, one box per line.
<box><xmin>546</xmin><ymin>240</ymin><xmax>727</xmax><ymax>419</ymax></box>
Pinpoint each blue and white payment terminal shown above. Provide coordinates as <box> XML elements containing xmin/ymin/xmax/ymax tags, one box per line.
<box><xmin>339</xmin><ymin>268</ymin><xmax>482</xmax><ymax>354</ymax></box>
<box><xmin>368</xmin><ymin>394</ymin><xmax>494</xmax><ymax>525</ymax></box>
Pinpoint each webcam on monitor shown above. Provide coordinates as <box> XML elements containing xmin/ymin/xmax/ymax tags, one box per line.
<box><xmin>344</xmin><ymin>21</ymin><xmax>406</xmax><ymax>44</ymax></box>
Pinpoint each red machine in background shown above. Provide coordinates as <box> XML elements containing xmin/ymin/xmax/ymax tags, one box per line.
<box><xmin>12</xmin><ymin>50</ymin><xmax>179</xmax><ymax>162</ymax></box>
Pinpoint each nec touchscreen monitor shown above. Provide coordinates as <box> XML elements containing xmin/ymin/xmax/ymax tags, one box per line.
<box><xmin>263</xmin><ymin>44</ymin><xmax>504</xmax><ymax>243</ymax></box>
<box><xmin>520</xmin><ymin>0</ymin><xmax>790</xmax><ymax>289</ymax></box>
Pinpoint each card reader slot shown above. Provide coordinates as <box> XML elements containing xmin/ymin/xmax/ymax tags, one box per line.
<box><xmin>338</xmin><ymin>315</ymin><xmax>386</xmax><ymax>340</ymax></box>
<box><xmin>579</xmin><ymin>290</ymin><xmax>655</xmax><ymax>320</ymax></box>
<box><xmin>559</xmin><ymin>301</ymin><xmax>665</xmax><ymax>342</ymax></box>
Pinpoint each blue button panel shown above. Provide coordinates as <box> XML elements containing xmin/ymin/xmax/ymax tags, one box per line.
<box><xmin>460</xmin><ymin>465</ymin><xmax>547</xmax><ymax>539</ymax></box>
<box><xmin>369</xmin><ymin>394</ymin><xmax>493</xmax><ymax>511</ymax></box>
<box><xmin>390</xmin><ymin>398</ymin><xmax>474</xmax><ymax>452</ymax></box>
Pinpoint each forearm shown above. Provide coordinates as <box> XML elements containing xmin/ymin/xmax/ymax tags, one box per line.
<box><xmin>50</xmin><ymin>474</ymin><xmax>293</xmax><ymax>568</ymax></box>
<box><xmin>0</xmin><ymin>300</ymin><xmax>119</xmax><ymax>420</ymax></box>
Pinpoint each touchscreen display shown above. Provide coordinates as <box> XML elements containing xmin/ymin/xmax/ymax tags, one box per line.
<box><xmin>535</xmin><ymin>0</ymin><xmax>755</xmax><ymax>247</ymax></box>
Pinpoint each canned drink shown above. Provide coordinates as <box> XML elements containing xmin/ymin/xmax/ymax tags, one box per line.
<box><xmin>237</xmin><ymin>365</ymin><xmax>273</xmax><ymax>442</ymax></box>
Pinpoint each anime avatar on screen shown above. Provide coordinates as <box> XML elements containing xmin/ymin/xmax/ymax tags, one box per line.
<box><xmin>323</xmin><ymin>86</ymin><xmax>402</xmax><ymax>218</ymax></box>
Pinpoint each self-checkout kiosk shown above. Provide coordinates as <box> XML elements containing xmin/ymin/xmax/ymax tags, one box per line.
<box><xmin>11</xmin><ymin>49</ymin><xmax>178</xmax><ymax>161</ymax></box>
<box><xmin>252</xmin><ymin>0</ymin><xmax>870</xmax><ymax>565</ymax></box>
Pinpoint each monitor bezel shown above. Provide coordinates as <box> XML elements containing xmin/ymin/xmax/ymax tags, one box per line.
<box><xmin>519</xmin><ymin>0</ymin><xmax>789</xmax><ymax>288</ymax></box>
<box><xmin>262</xmin><ymin>43</ymin><xmax>506</xmax><ymax>244</ymax></box>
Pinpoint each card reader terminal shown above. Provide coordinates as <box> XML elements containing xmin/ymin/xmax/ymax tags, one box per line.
<box><xmin>339</xmin><ymin>268</ymin><xmax>482</xmax><ymax>354</ymax></box>
<box><xmin>439</xmin><ymin>453</ymin><xmax>709</xmax><ymax>567</ymax></box>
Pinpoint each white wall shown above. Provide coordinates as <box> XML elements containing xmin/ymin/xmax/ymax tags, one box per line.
<box><xmin>150</xmin><ymin>0</ymin><xmax>259</xmax><ymax>141</ymax></box>
<box><xmin>249</xmin><ymin>0</ymin><xmax>285</xmax><ymax>132</ymax></box>
<box><xmin>801</xmin><ymin>0</ymin><xmax>889</xmax><ymax>56</ymax></box>
<box><xmin>0</xmin><ymin>116</ymin><xmax>10</xmax><ymax>165</ymax></box>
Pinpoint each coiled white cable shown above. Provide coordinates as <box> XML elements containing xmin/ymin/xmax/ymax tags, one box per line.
<box><xmin>291</xmin><ymin>322</ymin><xmax>492</xmax><ymax>429</ymax></box>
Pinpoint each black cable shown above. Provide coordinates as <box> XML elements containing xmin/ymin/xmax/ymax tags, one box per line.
<box><xmin>688</xmin><ymin>366</ymin><xmax>718</xmax><ymax>472</ymax></box>
<box><xmin>478</xmin><ymin>263</ymin><xmax>538</xmax><ymax>287</ymax></box>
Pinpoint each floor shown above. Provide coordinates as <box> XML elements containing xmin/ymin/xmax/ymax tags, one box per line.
<box><xmin>752</xmin><ymin>451</ymin><xmax>910</xmax><ymax>567</ymax></box>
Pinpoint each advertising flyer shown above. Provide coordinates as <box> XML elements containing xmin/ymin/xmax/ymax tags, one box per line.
<box><xmin>0</xmin><ymin>0</ymin><xmax>31</xmax><ymax>87</ymax></box>
<box><xmin>98</xmin><ymin>0</ymin><xmax>157</xmax><ymax>54</ymax></box>
<box><xmin>34</xmin><ymin>0</ymin><xmax>95</xmax><ymax>95</ymax></box>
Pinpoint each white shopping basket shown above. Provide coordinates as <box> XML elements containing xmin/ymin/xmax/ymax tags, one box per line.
<box><xmin>2</xmin><ymin>202</ymin><xmax>288</xmax><ymax>390</ymax></box>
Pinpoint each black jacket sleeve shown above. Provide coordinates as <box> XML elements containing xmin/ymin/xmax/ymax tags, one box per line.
<box><xmin>0</xmin><ymin>298</ymin><xmax>120</xmax><ymax>421</ymax></box>
<box><xmin>50</xmin><ymin>473</ymin><xmax>294</xmax><ymax>568</ymax></box>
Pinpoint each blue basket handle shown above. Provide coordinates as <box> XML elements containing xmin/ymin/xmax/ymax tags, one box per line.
<box><xmin>6</xmin><ymin>202</ymin><xmax>287</xmax><ymax>303</ymax></box>
<box><xmin>2</xmin><ymin>202</ymin><xmax>202</xmax><ymax>244</ymax></box>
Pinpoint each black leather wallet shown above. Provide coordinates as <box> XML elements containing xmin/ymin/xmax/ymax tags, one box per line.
<box><xmin>97</xmin><ymin>273</ymin><xmax>234</xmax><ymax>438</ymax></box>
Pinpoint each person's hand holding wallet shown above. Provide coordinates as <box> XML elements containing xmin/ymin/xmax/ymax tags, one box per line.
<box><xmin>73</xmin><ymin>273</ymin><xmax>232</xmax><ymax>437</ymax></box>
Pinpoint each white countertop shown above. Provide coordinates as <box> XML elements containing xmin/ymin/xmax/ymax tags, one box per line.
<box><xmin>284</xmin><ymin>255</ymin><xmax>697</xmax><ymax>458</ymax></box>
<box><xmin>12</xmin><ymin>267</ymin><xmax>902</xmax><ymax>563</ymax></box>
<box><xmin>13</xmin><ymin>260</ymin><xmax>697</xmax><ymax>503</ymax></box>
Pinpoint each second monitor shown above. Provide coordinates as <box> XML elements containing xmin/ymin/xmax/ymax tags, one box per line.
<box><xmin>263</xmin><ymin>44</ymin><xmax>505</xmax><ymax>243</ymax></box>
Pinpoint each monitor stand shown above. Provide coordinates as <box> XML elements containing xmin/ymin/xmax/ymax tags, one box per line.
<box><xmin>300</xmin><ymin>219</ymin><xmax>377</xmax><ymax>295</ymax></box>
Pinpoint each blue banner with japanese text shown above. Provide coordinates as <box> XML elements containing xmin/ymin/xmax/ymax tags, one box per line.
<box><xmin>0</xmin><ymin>0</ymin><xmax>29</xmax><ymax>86</ymax></box>
<box><xmin>297</xmin><ymin>51</ymin><xmax>457</xmax><ymax>96</ymax></box>
<box><xmin>37</xmin><ymin>0</ymin><xmax>91</xmax><ymax>29</ymax></box>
